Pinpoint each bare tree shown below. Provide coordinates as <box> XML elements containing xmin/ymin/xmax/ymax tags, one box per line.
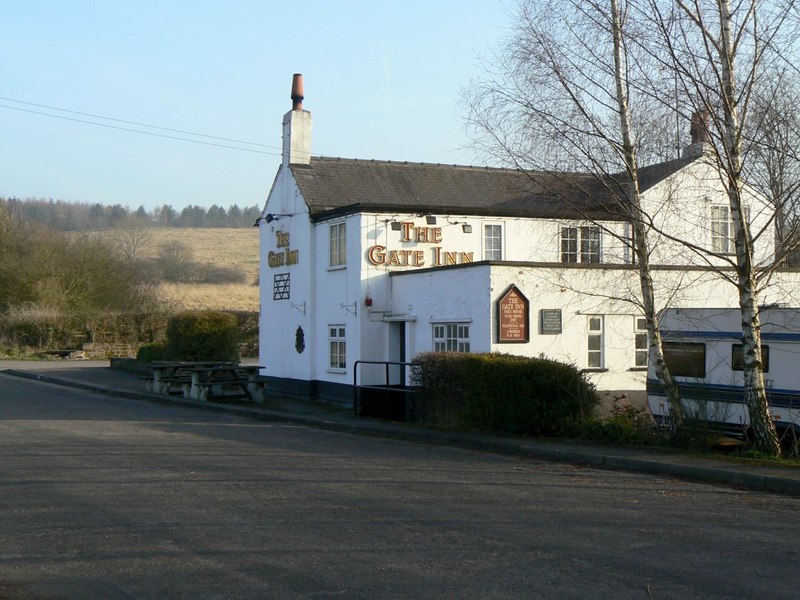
<box><xmin>746</xmin><ymin>73</ymin><xmax>800</xmax><ymax>264</ymax></box>
<box><xmin>640</xmin><ymin>0</ymin><xmax>797</xmax><ymax>454</ymax></box>
<box><xmin>466</xmin><ymin>0</ymin><xmax>685</xmax><ymax>424</ymax></box>
<box><xmin>468</xmin><ymin>0</ymin><xmax>800</xmax><ymax>455</ymax></box>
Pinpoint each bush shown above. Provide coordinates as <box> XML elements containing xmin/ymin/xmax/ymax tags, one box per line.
<box><xmin>575</xmin><ymin>403</ymin><xmax>654</xmax><ymax>445</ymax></box>
<box><xmin>411</xmin><ymin>352</ymin><xmax>599</xmax><ymax>436</ymax></box>
<box><xmin>164</xmin><ymin>310</ymin><xmax>240</xmax><ymax>362</ymax></box>
<box><xmin>136</xmin><ymin>343</ymin><xmax>167</xmax><ymax>363</ymax></box>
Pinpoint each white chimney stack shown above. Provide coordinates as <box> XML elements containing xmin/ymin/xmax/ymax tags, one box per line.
<box><xmin>282</xmin><ymin>73</ymin><xmax>312</xmax><ymax>166</ymax></box>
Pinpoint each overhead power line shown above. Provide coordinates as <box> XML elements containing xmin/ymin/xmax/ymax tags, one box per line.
<box><xmin>0</xmin><ymin>96</ymin><xmax>284</xmax><ymax>156</ymax></box>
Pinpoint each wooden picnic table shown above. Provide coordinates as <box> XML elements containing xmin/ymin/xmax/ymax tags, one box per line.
<box><xmin>143</xmin><ymin>362</ymin><xmax>266</xmax><ymax>402</ymax></box>
<box><xmin>187</xmin><ymin>365</ymin><xmax>265</xmax><ymax>402</ymax></box>
<box><xmin>144</xmin><ymin>361</ymin><xmax>237</xmax><ymax>395</ymax></box>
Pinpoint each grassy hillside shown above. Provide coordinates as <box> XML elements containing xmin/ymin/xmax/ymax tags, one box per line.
<box><xmin>145</xmin><ymin>228</ymin><xmax>259</xmax><ymax>312</ymax></box>
<box><xmin>96</xmin><ymin>227</ymin><xmax>260</xmax><ymax>312</ymax></box>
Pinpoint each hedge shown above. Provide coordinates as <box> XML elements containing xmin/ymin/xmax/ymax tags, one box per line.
<box><xmin>164</xmin><ymin>310</ymin><xmax>240</xmax><ymax>362</ymax></box>
<box><xmin>411</xmin><ymin>352</ymin><xmax>599</xmax><ymax>436</ymax></box>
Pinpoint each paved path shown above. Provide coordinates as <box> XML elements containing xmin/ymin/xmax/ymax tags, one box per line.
<box><xmin>2</xmin><ymin>360</ymin><xmax>800</xmax><ymax>497</ymax></box>
<box><xmin>1</xmin><ymin>372</ymin><xmax>799</xmax><ymax>599</ymax></box>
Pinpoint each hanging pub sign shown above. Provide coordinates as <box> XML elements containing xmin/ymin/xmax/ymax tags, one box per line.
<box><xmin>496</xmin><ymin>284</ymin><xmax>529</xmax><ymax>343</ymax></box>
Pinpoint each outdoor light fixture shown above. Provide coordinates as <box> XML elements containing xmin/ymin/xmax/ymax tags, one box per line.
<box><xmin>390</xmin><ymin>221</ymin><xmax>402</xmax><ymax>231</ymax></box>
<box><xmin>447</xmin><ymin>219</ymin><xmax>473</xmax><ymax>234</ymax></box>
<box><xmin>425</xmin><ymin>215</ymin><xmax>437</xmax><ymax>225</ymax></box>
<box><xmin>265</xmin><ymin>213</ymin><xmax>294</xmax><ymax>223</ymax></box>
<box><xmin>254</xmin><ymin>213</ymin><xmax>295</xmax><ymax>226</ymax></box>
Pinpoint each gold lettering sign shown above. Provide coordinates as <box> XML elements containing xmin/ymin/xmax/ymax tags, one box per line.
<box><xmin>366</xmin><ymin>221</ymin><xmax>473</xmax><ymax>268</ymax></box>
<box><xmin>497</xmin><ymin>285</ymin><xmax>529</xmax><ymax>343</ymax></box>
<box><xmin>269</xmin><ymin>230</ymin><xmax>299</xmax><ymax>268</ymax></box>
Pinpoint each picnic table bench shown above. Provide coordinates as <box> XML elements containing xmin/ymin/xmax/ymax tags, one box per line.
<box><xmin>187</xmin><ymin>365</ymin><xmax>266</xmax><ymax>402</ymax></box>
<box><xmin>143</xmin><ymin>362</ymin><xmax>266</xmax><ymax>402</ymax></box>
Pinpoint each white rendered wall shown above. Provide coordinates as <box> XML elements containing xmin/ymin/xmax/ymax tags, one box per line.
<box><xmin>642</xmin><ymin>158</ymin><xmax>775</xmax><ymax>267</ymax></box>
<box><xmin>260</xmin><ymin>166</ymin><xmax>786</xmax><ymax>391</ymax></box>
<box><xmin>258</xmin><ymin>167</ymin><xmax>314</xmax><ymax>382</ymax></box>
<box><xmin>390</xmin><ymin>263</ymin><xmax>800</xmax><ymax>392</ymax></box>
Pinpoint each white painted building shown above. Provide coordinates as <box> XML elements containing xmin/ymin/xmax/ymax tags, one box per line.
<box><xmin>257</xmin><ymin>75</ymin><xmax>799</xmax><ymax>405</ymax></box>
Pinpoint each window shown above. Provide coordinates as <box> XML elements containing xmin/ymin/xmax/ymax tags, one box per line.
<box><xmin>273</xmin><ymin>273</ymin><xmax>290</xmax><ymax>300</ymax></box>
<box><xmin>329</xmin><ymin>222</ymin><xmax>346</xmax><ymax>267</ymax></box>
<box><xmin>561</xmin><ymin>226</ymin><xmax>602</xmax><ymax>263</ymax></box>
<box><xmin>581</xmin><ymin>226</ymin><xmax>601</xmax><ymax>263</ymax></box>
<box><xmin>561</xmin><ymin>227</ymin><xmax>578</xmax><ymax>263</ymax></box>
<box><xmin>433</xmin><ymin>323</ymin><xmax>470</xmax><ymax>352</ymax></box>
<box><xmin>634</xmin><ymin>317</ymin><xmax>648</xmax><ymax>367</ymax></box>
<box><xmin>587</xmin><ymin>316</ymin><xmax>604</xmax><ymax>368</ymax></box>
<box><xmin>329</xmin><ymin>326</ymin><xmax>346</xmax><ymax>370</ymax></box>
<box><xmin>710</xmin><ymin>206</ymin><xmax>731</xmax><ymax>253</ymax></box>
<box><xmin>710</xmin><ymin>205</ymin><xmax>749</xmax><ymax>254</ymax></box>
<box><xmin>732</xmin><ymin>344</ymin><xmax>769</xmax><ymax>372</ymax></box>
<box><xmin>484</xmin><ymin>224</ymin><xmax>502</xmax><ymax>260</ymax></box>
<box><xmin>662</xmin><ymin>342</ymin><xmax>706</xmax><ymax>378</ymax></box>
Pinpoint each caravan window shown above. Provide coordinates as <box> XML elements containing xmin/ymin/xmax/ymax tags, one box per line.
<box><xmin>731</xmin><ymin>344</ymin><xmax>769</xmax><ymax>372</ymax></box>
<box><xmin>662</xmin><ymin>342</ymin><xmax>706</xmax><ymax>378</ymax></box>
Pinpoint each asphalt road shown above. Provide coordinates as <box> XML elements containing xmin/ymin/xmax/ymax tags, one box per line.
<box><xmin>1</xmin><ymin>374</ymin><xmax>798</xmax><ymax>600</ymax></box>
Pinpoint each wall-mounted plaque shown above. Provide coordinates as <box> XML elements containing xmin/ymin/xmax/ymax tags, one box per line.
<box><xmin>496</xmin><ymin>285</ymin><xmax>529</xmax><ymax>343</ymax></box>
<box><xmin>540</xmin><ymin>309</ymin><xmax>562</xmax><ymax>334</ymax></box>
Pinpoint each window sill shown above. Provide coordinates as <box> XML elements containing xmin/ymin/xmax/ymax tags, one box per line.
<box><xmin>581</xmin><ymin>368</ymin><xmax>609</xmax><ymax>373</ymax></box>
<box><xmin>328</xmin><ymin>265</ymin><xmax>347</xmax><ymax>272</ymax></box>
<box><xmin>628</xmin><ymin>367</ymin><xmax>648</xmax><ymax>372</ymax></box>
<box><xmin>327</xmin><ymin>368</ymin><xmax>347</xmax><ymax>374</ymax></box>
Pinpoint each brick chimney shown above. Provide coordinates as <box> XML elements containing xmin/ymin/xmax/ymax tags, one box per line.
<box><xmin>683</xmin><ymin>110</ymin><xmax>710</xmax><ymax>159</ymax></box>
<box><xmin>282</xmin><ymin>73</ymin><xmax>312</xmax><ymax>166</ymax></box>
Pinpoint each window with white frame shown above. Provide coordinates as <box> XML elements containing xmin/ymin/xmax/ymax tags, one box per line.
<box><xmin>329</xmin><ymin>325</ymin><xmax>346</xmax><ymax>370</ymax></box>
<box><xmin>587</xmin><ymin>316</ymin><xmax>604</xmax><ymax>368</ymax></box>
<box><xmin>580</xmin><ymin>226</ymin><xmax>601</xmax><ymax>263</ymax></box>
<box><xmin>329</xmin><ymin>222</ymin><xmax>346</xmax><ymax>267</ymax></box>
<box><xmin>560</xmin><ymin>227</ymin><xmax>578</xmax><ymax>263</ymax></box>
<box><xmin>634</xmin><ymin>317</ymin><xmax>648</xmax><ymax>367</ymax></box>
<box><xmin>484</xmin><ymin>224</ymin><xmax>503</xmax><ymax>260</ymax></box>
<box><xmin>433</xmin><ymin>323</ymin><xmax>471</xmax><ymax>352</ymax></box>
<box><xmin>710</xmin><ymin>205</ymin><xmax>731</xmax><ymax>253</ymax></box>
<box><xmin>561</xmin><ymin>226</ymin><xmax>602</xmax><ymax>263</ymax></box>
<box><xmin>710</xmin><ymin>205</ymin><xmax>749</xmax><ymax>254</ymax></box>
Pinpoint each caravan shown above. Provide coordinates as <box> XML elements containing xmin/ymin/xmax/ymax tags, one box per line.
<box><xmin>647</xmin><ymin>307</ymin><xmax>800</xmax><ymax>443</ymax></box>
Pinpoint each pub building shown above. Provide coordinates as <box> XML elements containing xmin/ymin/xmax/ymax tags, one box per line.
<box><xmin>257</xmin><ymin>74</ymin><xmax>793</xmax><ymax>406</ymax></box>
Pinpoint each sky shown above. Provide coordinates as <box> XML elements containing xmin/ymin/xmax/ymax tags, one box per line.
<box><xmin>0</xmin><ymin>1</ymin><xmax>511</xmax><ymax>211</ymax></box>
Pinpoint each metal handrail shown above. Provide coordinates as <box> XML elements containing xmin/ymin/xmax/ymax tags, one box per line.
<box><xmin>353</xmin><ymin>360</ymin><xmax>417</xmax><ymax>418</ymax></box>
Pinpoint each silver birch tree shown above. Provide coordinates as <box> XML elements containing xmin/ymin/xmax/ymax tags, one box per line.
<box><xmin>466</xmin><ymin>0</ymin><xmax>685</xmax><ymax>424</ymax></box>
<box><xmin>610</xmin><ymin>0</ymin><xmax>685</xmax><ymax>424</ymax></box>
<box><xmin>642</xmin><ymin>0</ymin><xmax>791</xmax><ymax>454</ymax></box>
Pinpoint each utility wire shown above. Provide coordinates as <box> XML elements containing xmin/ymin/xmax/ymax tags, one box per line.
<box><xmin>0</xmin><ymin>97</ymin><xmax>284</xmax><ymax>156</ymax></box>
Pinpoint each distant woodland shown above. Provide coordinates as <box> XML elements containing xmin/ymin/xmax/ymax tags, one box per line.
<box><xmin>0</xmin><ymin>196</ymin><xmax>262</xmax><ymax>230</ymax></box>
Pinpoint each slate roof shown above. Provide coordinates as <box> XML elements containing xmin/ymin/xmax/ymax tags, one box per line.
<box><xmin>290</xmin><ymin>154</ymin><xmax>698</xmax><ymax>221</ymax></box>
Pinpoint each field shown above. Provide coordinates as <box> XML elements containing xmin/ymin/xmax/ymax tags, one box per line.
<box><xmin>96</xmin><ymin>227</ymin><xmax>260</xmax><ymax>312</ymax></box>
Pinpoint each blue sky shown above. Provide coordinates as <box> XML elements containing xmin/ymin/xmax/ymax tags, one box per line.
<box><xmin>1</xmin><ymin>1</ymin><xmax>510</xmax><ymax>211</ymax></box>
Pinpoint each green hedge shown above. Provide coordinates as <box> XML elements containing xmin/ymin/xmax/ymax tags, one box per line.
<box><xmin>0</xmin><ymin>309</ymin><xmax>258</xmax><ymax>358</ymax></box>
<box><xmin>411</xmin><ymin>352</ymin><xmax>599</xmax><ymax>436</ymax></box>
<box><xmin>164</xmin><ymin>310</ymin><xmax>240</xmax><ymax>362</ymax></box>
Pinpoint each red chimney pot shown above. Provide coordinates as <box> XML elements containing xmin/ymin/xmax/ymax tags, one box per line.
<box><xmin>291</xmin><ymin>73</ymin><xmax>304</xmax><ymax>110</ymax></box>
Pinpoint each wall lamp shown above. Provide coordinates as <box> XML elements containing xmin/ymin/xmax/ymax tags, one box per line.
<box><xmin>390</xmin><ymin>221</ymin><xmax>402</xmax><ymax>231</ymax></box>
<box><xmin>425</xmin><ymin>215</ymin><xmax>437</xmax><ymax>225</ymax></box>
<box><xmin>254</xmin><ymin>213</ymin><xmax>295</xmax><ymax>226</ymax></box>
<box><xmin>447</xmin><ymin>219</ymin><xmax>472</xmax><ymax>233</ymax></box>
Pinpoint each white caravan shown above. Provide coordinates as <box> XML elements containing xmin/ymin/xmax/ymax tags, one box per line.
<box><xmin>647</xmin><ymin>307</ymin><xmax>800</xmax><ymax>443</ymax></box>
